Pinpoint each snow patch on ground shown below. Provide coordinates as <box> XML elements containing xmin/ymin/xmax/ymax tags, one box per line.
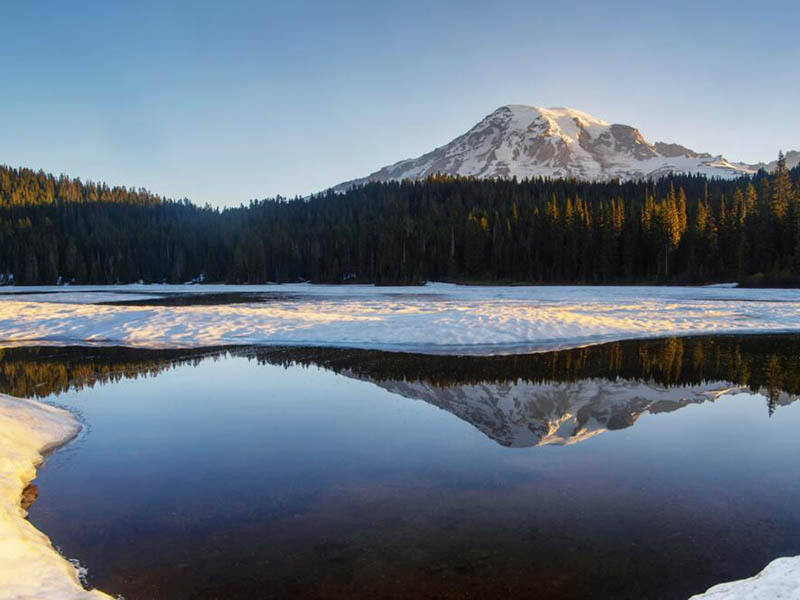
<box><xmin>3</xmin><ymin>283</ymin><xmax>800</xmax><ymax>353</ymax></box>
<box><xmin>689</xmin><ymin>556</ymin><xmax>800</xmax><ymax>599</ymax></box>
<box><xmin>0</xmin><ymin>394</ymin><xmax>112</xmax><ymax>599</ymax></box>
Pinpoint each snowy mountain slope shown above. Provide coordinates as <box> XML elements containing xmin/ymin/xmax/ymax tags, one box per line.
<box><xmin>332</xmin><ymin>105</ymin><xmax>794</xmax><ymax>190</ymax></box>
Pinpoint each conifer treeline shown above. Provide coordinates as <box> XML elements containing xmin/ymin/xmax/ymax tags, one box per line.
<box><xmin>1</xmin><ymin>155</ymin><xmax>799</xmax><ymax>285</ymax></box>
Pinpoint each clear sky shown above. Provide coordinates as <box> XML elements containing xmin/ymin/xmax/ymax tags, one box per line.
<box><xmin>3</xmin><ymin>0</ymin><xmax>799</xmax><ymax>206</ymax></box>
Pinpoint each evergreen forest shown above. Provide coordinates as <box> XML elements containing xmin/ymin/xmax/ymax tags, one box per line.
<box><xmin>1</xmin><ymin>154</ymin><xmax>799</xmax><ymax>286</ymax></box>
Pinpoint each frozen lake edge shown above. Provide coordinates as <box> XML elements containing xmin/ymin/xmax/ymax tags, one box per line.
<box><xmin>3</xmin><ymin>283</ymin><xmax>800</xmax><ymax>354</ymax></box>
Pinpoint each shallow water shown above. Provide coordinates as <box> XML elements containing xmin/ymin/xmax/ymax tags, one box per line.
<box><xmin>7</xmin><ymin>336</ymin><xmax>800</xmax><ymax>599</ymax></box>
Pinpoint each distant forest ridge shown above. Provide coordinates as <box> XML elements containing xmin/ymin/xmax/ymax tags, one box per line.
<box><xmin>1</xmin><ymin>155</ymin><xmax>799</xmax><ymax>286</ymax></box>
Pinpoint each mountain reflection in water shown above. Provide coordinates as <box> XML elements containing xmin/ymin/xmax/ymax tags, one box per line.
<box><xmin>7</xmin><ymin>335</ymin><xmax>800</xmax><ymax>600</ymax></box>
<box><xmin>3</xmin><ymin>334</ymin><xmax>798</xmax><ymax>448</ymax></box>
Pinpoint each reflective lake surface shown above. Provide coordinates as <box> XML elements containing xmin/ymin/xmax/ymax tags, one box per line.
<box><xmin>4</xmin><ymin>335</ymin><xmax>800</xmax><ymax>599</ymax></box>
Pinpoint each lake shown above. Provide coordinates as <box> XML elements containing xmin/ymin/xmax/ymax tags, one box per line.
<box><xmin>6</xmin><ymin>335</ymin><xmax>800</xmax><ymax>599</ymax></box>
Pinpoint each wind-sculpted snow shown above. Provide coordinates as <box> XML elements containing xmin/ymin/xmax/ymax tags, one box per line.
<box><xmin>0</xmin><ymin>394</ymin><xmax>112</xmax><ymax>599</ymax></box>
<box><xmin>3</xmin><ymin>283</ymin><xmax>800</xmax><ymax>353</ymax></box>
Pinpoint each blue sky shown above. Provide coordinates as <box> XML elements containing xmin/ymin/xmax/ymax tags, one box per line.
<box><xmin>2</xmin><ymin>0</ymin><xmax>798</xmax><ymax>206</ymax></box>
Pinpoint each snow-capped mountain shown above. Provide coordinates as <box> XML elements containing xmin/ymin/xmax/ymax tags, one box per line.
<box><xmin>332</xmin><ymin>105</ymin><xmax>796</xmax><ymax>190</ymax></box>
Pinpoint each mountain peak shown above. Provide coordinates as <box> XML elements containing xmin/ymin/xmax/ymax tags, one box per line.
<box><xmin>496</xmin><ymin>104</ymin><xmax>607</xmax><ymax>121</ymax></box>
<box><xmin>331</xmin><ymin>104</ymin><xmax>787</xmax><ymax>191</ymax></box>
<box><xmin>485</xmin><ymin>104</ymin><xmax>610</xmax><ymax>135</ymax></box>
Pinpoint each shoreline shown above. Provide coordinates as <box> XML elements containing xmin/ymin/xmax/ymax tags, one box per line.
<box><xmin>0</xmin><ymin>393</ymin><xmax>112</xmax><ymax>600</ymax></box>
<box><xmin>689</xmin><ymin>557</ymin><xmax>800</xmax><ymax>599</ymax></box>
<box><xmin>2</xmin><ymin>279</ymin><xmax>798</xmax><ymax>289</ymax></box>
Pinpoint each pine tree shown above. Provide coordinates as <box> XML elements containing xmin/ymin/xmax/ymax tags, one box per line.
<box><xmin>772</xmin><ymin>151</ymin><xmax>792</xmax><ymax>221</ymax></box>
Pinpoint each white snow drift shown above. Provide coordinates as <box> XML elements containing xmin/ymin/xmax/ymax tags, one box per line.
<box><xmin>689</xmin><ymin>556</ymin><xmax>800</xmax><ymax>599</ymax></box>
<box><xmin>0</xmin><ymin>394</ymin><xmax>112</xmax><ymax>600</ymax></box>
<box><xmin>3</xmin><ymin>283</ymin><xmax>800</xmax><ymax>353</ymax></box>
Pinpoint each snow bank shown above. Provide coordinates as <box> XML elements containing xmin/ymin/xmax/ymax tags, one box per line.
<box><xmin>0</xmin><ymin>394</ymin><xmax>111</xmax><ymax>600</ymax></box>
<box><xmin>689</xmin><ymin>556</ymin><xmax>800</xmax><ymax>599</ymax></box>
<box><xmin>3</xmin><ymin>283</ymin><xmax>800</xmax><ymax>353</ymax></box>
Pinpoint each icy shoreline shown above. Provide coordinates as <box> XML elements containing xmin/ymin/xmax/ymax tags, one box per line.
<box><xmin>689</xmin><ymin>556</ymin><xmax>800</xmax><ymax>599</ymax></box>
<box><xmin>4</xmin><ymin>283</ymin><xmax>800</xmax><ymax>353</ymax></box>
<box><xmin>0</xmin><ymin>394</ymin><xmax>111</xmax><ymax>600</ymax></box>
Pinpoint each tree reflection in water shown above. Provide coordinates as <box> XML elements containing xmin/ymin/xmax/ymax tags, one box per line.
<box><xmin>2</xmin><ymin>334</ymin><xmax>798</xmax><ymax>447</ymax></box>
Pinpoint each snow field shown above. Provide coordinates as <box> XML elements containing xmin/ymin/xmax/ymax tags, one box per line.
<box><xmin>2</xmin><ymin>283</ymin><xmax>800</xmax><ymax>352</ymax></box>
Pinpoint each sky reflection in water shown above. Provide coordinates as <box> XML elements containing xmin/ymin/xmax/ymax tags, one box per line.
<box><xmin>5</xmin><ymin>336</ymin><xmax>800</xmax><ymax>600</ymax></box>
